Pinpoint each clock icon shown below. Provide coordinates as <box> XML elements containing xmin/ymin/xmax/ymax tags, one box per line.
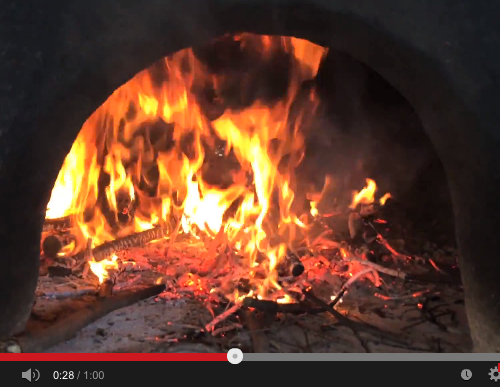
<box><xmin>461</xmin><ymin>369</ymin><xmax>472</xmax><ymax>381</ymax></box>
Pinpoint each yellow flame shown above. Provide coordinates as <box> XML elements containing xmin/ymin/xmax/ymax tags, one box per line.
<box><xmin>88</xmin><ymin>254</ymin><xmax>119</xmax><ymax>284</ymax></box>
<box><xmin>379</xmin><ymin>193</ymin><xmax>392</xmax><ymax>205</ymax></box>
<box><xmin>350</xmin><ymin>178</ymin><xmax>377</xmax><ymax>208</ymax></box>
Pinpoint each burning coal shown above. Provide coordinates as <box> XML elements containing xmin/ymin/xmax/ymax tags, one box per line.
<box><xmin>43</xmin><ymin>33</ymin><xmax>391</xmax><ymax>304</ymax></box>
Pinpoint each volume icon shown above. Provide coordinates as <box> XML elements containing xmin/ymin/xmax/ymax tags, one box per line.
<box><xmin>21</xmin><ymin>368</ymin><xmax>40</xmax><ymax>382</ymax></box>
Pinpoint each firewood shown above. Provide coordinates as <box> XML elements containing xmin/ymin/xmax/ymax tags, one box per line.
<box><xmin>298</xmin><ymin>289</ymin><xmax>410</xmax><ymax>345</ymax></box>
<box><xmin>41</xmin><ymin>234</ymin><xmax>75</xmax><ymax>259</ymax></box>
<box><xmin>274</xmin><ymin>247</ymin><xmax>305</xmax><ymax>278</ymax></box>
<box><xmin>242</xmin><ymin>297</ymin><xmax>322</xmax><ymax>314</ymax></box>
<box><xmin>205</xmin><ymin>300</ymin><xmax>243</xmax><ymax>332</ymax></box>
<box><xmin>75</xmin><ymin>226</ymin><xmax>167</xmax><ymax>263</ymax></box>
<box><xmin>98</xmin><ymin>279</ymin><xmax>114</xmax><ymax>297</ymax></box>
<box><xmin>330</xmin><ymin>287</ymin><xmax>347</xmax><ymax>307</ymax></box>
<box><xmin>242</xmin><ymin>309</ymin><xmax>271</xmax><ymax>353</ymax></box>
<box><xmin>42</xmin><ymin>216</ymin><xmax>72</xmax><ymax>233</ymax></box>
<box><xmin>83</xmin><ymin>238</ymin><xmax>93</xmax><ymax>275</ymax></box>
<box><xmin>93</xmin><ymin>226</ymin><xmax>167</xmax><ymax>262</ymax></box>
<box><xmin>0</xmin><ymin>284</ymin><xmax>166</xmax><ymax>353</ymax></box>
<box><xmin>348</xmin><ymin>212</ymin><xmax>362</xmax><ymax>239</ymax></box>
<box><xmin>211</xmin><ymin>323</ymin><xmax>242</xmax><ymax>336</ymax></box>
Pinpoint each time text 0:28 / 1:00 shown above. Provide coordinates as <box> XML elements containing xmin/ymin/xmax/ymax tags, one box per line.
<box><xmin>53</xmin><ymin>371</ymin><xmax>105</xmax><ymax>380</ymax></box>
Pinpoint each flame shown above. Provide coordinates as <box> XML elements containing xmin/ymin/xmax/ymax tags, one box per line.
<box><xmin>350</xmin><ymin>178</ymin><xmax>377</xmax><ymax>208</ymax></box>
<box><xmin>307</xmin><ymin>175</ymin><xmax>331</xmax><ymax>217</ymax></box>
<box><xmin>44</xmin><ymin>34</ymin><xmax>384</xmax><ymax>300</ymax></box>
<box><xmin>46</xmin><ymin>137</ymin><xmax>91</xmax><ymax>219</ymax></box>
<box><xmin>89</xmin><ymin>254</ymin><xmax>119</xmax><ymax>283</ymax></box>
<box><xmin>379</xmin><ymin>193</ymin><xmax>392</xmax><ymax>205</ymax></box>
<box><xmin>350</xmin><ymin>178</ymin><xmax>390</xmax><ymax>209</ymax></box>
<box><xmin>310</xmin><ymin>202</ymin><xmax>319</xmax><ymax>217</ymax></box>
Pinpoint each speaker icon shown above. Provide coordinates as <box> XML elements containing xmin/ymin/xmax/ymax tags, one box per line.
<box><xmin>21</xmin><ymin>368</ymin><xmax>40</xmax><ymax>382</ymax></box>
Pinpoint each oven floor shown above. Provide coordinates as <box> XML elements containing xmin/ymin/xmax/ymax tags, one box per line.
<box><xmin>33</xmin><ymin>274</ymin><xmax>471</xmax><ymax>353</ymax></box>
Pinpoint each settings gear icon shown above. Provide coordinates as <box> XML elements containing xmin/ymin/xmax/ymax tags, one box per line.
<box><xmin>490</xmin><ymin>366</ymin><xmax>500</xmax><ymax>381</ymax></box>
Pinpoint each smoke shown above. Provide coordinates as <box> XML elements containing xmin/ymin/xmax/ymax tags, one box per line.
<box><xmin>291</xmin><ymin>48</ymin><xmax>456</xmax><ymax>248</ymax></box>
<box><xmin>296</xmin><ymin>50</ymin><xmax>448</xmax><ymax>207</ymax></box>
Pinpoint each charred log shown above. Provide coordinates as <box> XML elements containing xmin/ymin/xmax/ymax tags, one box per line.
<box><xmin>42</xmin><ymin>235</ymin><xmax>64</xmax><ymax>259</ymax></box>
<box><xmin>96</xmin><ymin>173</ymin><xmax>137</xmax><ymax>230</ymax></box>
<box><xmin>242</xmin><ymin>297</ymin><xmax>321</xmax><ymax>314</ymax></box>
<box><xmin>277</xmin><ymin>250</ymin><xmax>305</xmax><ymax>277</ymax></box>
<box><xmin>41</xmin><ymin>234</ymin><xmax>76</xmax><ymax>259</ymax></box>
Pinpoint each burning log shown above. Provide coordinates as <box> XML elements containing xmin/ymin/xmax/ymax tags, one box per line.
<box><xmin>252</xmin><ymin>250</ymin><xmax>305</xmax><ymax>279</ymax></box>
<box><xmin>42</xmin><ymin>216</ymin><xmax>72</xmax><ymax>233</ymax></box>
<box><xmin>0</xmin><ymin>284</ymin><xmax>166</xmax><ymax>353</ymax></box>
<box><xmin>277</xmin><ymin>250</ymin><xmax>305</xmax><ymax>277</ymax></box>
<box><xmin>76</xmin><ymin>226</ymin><xmax>167</xmax><ymax>264</ymax></box>
<box><xmin>115</xmin><ymin>188</ymin><xmax>136</xmax><ymax>224</ymax></box>
<box><xmin>92</xmin><ymin>226</ymin><xmax>167</xmax><ymax>262</ymax></box>
<box><xmin>41</xmin><ymin>234</ymin><xmax>76</xmax><ymax>259</ymax></box>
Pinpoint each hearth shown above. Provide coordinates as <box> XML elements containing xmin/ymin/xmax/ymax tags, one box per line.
<box><xmin>7</xmin><ymin>33</ymin><xmax>469</xmax><ymax>354</ymax></box>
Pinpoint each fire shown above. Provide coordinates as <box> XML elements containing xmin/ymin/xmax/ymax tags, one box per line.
<box><xmin>310</xmin><ymin>202</ymin><xmax>319</xmax><ymax>217</ymax></box>
<box><xmin>379</xmin><ymin>193</ymin><xmax>392</xmax><ymax>206</ymax></box>
<box><xmin>88</xmin><ymin>254</ymin><xmax>119</xmax><ymax>283</ymax></box>
<box><xmin>46</xmin><ymin>137</ymin><xmax>89</xmax><ymax>219</ymax></box>
<box><xmin>45</xmin><ymin>33</ymin><xmax>389</xmax><ymax>300</ymax></box>
<box><xmin>307</xmin><ymin>175</ymin><xmax>331</xmax><ymax>217</ymax></box>
<box><xmin>350</xmin><ymin>178</ymin><xmax>391</xmax><ymax>209</ymax></box>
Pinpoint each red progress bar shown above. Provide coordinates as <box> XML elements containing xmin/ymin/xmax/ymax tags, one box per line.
<box><xmin>0</xmin><ymin>353</ymin><xmax>227</xmax><ymax>361</ymax></box>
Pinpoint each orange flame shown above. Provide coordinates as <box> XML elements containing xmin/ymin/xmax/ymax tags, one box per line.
<box><xmin>350</xmin><ymin>178</ymin><xmax>391</xmax><ymax>209</ymax></box>
<box><xmin>89</xmin><ymin>254</ymin><xmax>119</xmax><ymax>283</ymax></box>
<box><xmin>307</xmin><ymin>175</ymin><xmax>332</xmax><ymax>217</ymax></box>
<box><xmin>379</xmin><ymin>193</ymin><xmax>392</xmax><ymax>205</ymax></box>
<box><xmin>46</xmin><ymin>34</ymin><xmax>329</xmax><ymax>298</ymax></box>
